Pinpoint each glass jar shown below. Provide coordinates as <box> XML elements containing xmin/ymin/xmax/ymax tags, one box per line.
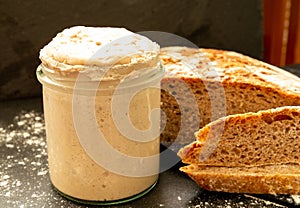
<box><xmin>36</xmin><ymin>59</ymin><xmax>164</xmax><ymax>205</ymax></box>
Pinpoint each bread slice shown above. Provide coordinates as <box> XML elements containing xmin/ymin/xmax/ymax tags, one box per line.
<box><xmin>180</xmin><ymin>164</ymin><xmax>300</xmax><ymax>194</ymax></box>
<box><xmin>160</xmin><ymin>47</ymin><xmax>300</xmax><ymax>144</ymax></box>
<box><xmin>178</xmin><ymin>106</ymin><xmax>300</xmax><ymax>194</ymax></box>
<box><xmin>178</xmin><ymin>106</ymin><xmax>300</xmax><ymax>167</ymax></box>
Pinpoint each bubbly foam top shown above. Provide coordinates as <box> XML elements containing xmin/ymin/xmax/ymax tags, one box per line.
<box><xmin>39</xmin><ymin>26</ymin><xmax>160</xmax><ymax>80</ymax></box>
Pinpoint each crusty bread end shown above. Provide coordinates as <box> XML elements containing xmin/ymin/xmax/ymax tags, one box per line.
<box><xmin>180</xmin><ymin>164</ymin><xmax>300</xmax><ymax>195</ymax></box>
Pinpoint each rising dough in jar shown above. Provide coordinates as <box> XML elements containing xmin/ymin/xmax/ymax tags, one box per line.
<box><xmin>37</xmin><ymin>26</ymin><xmax>162</xmax><ymax>202</ymax></box>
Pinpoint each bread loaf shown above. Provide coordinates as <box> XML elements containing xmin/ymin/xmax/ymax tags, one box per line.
<box><xmin>160</xmin><ymin>47</ymin><xmax>300</xmax><ymax>144</ymax></box>
<box><xmin>162</xmin><ymin>47</ymin><xmax>300</xmax><ymax>194</ymax></box>
<box><xmin>178</xmin><ymin>106</ymin><xmax>300</xmax><ymax>194</ymax></box>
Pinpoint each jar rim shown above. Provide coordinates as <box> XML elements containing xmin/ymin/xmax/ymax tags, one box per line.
<box><xmin>36</xmin><ymin>64</ymin><xmax>164</xmax><ymax>94</ymax></box>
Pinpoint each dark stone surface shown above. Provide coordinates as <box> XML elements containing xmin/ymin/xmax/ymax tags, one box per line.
<box><xmin>0</xmin><ymin>0</ymin><xmax>263</xmax><ymax>100</ymax></box>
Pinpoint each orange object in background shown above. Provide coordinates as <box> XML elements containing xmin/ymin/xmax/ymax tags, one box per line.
<box><xmin>264</xmin><ymin>0</ymin><xmax>300</xmax><ymax>66</ymax></box>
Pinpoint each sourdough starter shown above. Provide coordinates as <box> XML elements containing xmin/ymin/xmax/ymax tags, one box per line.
<box><xmin>37</xmin><ymin>26</ymin><xmax>163</xmax><ymax>202</ymax></box>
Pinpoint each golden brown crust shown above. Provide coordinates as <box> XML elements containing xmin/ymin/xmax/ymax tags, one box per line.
<box><xmin>160</xmin><ymin>47</ymin><xmax>300</xmax><ymax>96</ymax></box>
<box><xmin>180</xmin><ymin>164</ymin><xmax>300</xmax><ymax>194</ymax></box>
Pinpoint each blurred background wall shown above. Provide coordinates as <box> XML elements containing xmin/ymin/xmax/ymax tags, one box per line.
<box><xmin>0</xmin><ymin>0</ymin><xmax>264</xmax><ymax>100</ymax></box>
<box><xmin>263</xmin><ymin>0</ymin><xmax>300</xmax><ymax>66</ymax></box>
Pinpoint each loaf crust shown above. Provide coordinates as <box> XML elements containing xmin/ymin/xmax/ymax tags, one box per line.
<box><xmin>180</xmin><ymin>164</ymin><xmax>300</xmax><ymax>194</ymax></box>
<box><xmin>160</xmin><ymin>47</ymin><xmax>300</xmax><ymax>144</ymax></box>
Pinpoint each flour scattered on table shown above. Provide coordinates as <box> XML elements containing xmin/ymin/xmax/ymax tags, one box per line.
<box><xmin>292</xmin><ymin>195</ymin><xmax>300</xmax><ymax>205</ymax></box>
<box><xmin>244</xmin><ymin>194</ymin><xmax>286</xmax><ymax>207</ymax></box>
<box><xmin>0</xmin><ymin>110</ymin><xmax>51</xmax><ymax>207</ymax></box>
